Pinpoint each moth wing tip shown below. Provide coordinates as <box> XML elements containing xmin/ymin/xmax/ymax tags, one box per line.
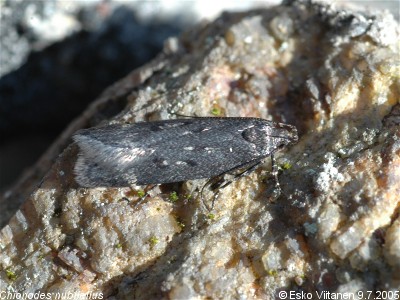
<box><xmin>74</xmin><ymin>156</ymin><xmax>98</xmax><ymax>187</ymax></box>
<box><xmin>74</xmin><ymin>156</ymin><xmax>139</xmax><ymax>187</ymax></box>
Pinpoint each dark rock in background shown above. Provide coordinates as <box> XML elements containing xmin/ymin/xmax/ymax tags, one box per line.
<box><xmin>0</xmin><ymin>1</ymin><xmax>182</xmax><ymax>190</ymax></box>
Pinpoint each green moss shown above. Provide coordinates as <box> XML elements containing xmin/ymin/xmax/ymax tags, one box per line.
<box><xmin>280</xmin><ymin>162</ymin><xmax>292</xmax><ymax>170</ymax></box>
<box><xmin>149</xmin><ymin>236</ymin><xmax>159</xmax><ymax>249</ymax></box>
<box><xmin>211</xmin><ymin>107</ymin><xmax>222</xmax><ymax>116</ymax></box>
<box><xmin>169</xmin><ymin>191</ymin><xmax>179</xmax><ymax>202</ymax></box>
<box><xmin>207</xmin><ymin>213</ymin><xmax>216</xmax><ymax>220</ymax></box>
<box><xmin>137</xmin><ymin>190</ymin><xmax>146</xmax><ymax>198</ymax></box>
<box><xmin>5</xmin><ymin>268</ymin><xmax>17</xmax><ymax>281</ymax></box>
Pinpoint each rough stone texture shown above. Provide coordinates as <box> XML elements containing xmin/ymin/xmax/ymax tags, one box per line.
<box><xmin>0</xmin><ymin>1</ymin><xmax>183</xmax><ymax>197</ymax></box>
<box><xmin>1</xmin><ymin>0</ymin><xmax>399</xmax><ymax>298</ymax></box>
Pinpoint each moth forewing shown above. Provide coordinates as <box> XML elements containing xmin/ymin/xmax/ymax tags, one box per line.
<box><xmin>73</xmin><ymin>117</ymin><xmax>298</xmax><ymax>187</ymax></box>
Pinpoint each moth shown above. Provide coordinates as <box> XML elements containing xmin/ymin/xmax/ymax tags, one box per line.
<box><xmin>73</xmin><ymin>117</ymin><xmax>298</xmax><ymax>190</ymax></box>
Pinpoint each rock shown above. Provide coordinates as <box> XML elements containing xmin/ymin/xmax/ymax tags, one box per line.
<box><xmin>1</xmin><ymin>0</ymin><xmax>399</xmax><ymax>297</ymax></box>
<box><xmin>0</xmin><ymin>2</ymin><xmax>182</xmax><ymax>200</ymax></box>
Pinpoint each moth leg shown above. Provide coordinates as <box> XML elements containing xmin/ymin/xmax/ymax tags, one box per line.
<box><xmin>200</xmin><ymin>177</ymin><xmax>221</xmax><ymax>211</ymax></box>
<box><xmin>200</xmin><ymin>160</ymin><xmax>263</xmax><ymax>211</ymax></box>
<box><xmin>218</xmin><ymin>154</ymin><xmax>283</xmax><ymax>201</ymax></box>
<box><xmin>201</xmin><ymin>174</ymin><xmax>233</xmax><ymax>211</ymax></box>
<box><xmin>210</xmin><ymin>161</ymin><xmax>263</xmax><ymax>209</ymax></box>
<box><xmin>270</xmin><ymin>154</ymin><xmax>282</xmax><ymax>200</ymax></box>
<box><xmin>132</xmin><ymin>185</ymin><xmax>157</xmax><ymax>208</ymax></box>
<box><xmin>221</xmin><ymin>161</ymin><xmax>263</xmax><ymax>189</ymax></box>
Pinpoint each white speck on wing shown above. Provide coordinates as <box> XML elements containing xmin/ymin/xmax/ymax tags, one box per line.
<box><xmin>112</xmin><ymin>147</ymin><xmax>150</xmax><ymax>164</ymax></box>
<box><xmin>204</xmin><ymin>147</ymin><xmax>214</xmax><ymax>154</ymax></box>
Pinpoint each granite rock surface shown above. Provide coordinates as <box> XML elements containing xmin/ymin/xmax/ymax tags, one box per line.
<box><xmin>1</xmin><ymin>0</ymin><xmax>399</xmax><ymax>298</ymax></box>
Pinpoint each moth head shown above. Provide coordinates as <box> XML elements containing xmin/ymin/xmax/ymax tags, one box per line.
<box><xmin>242</xmin><ymin>122</ymin><xmax>298</xmax><ymax>153</ymax></box>
<box><xmin>273</xmin><ymin>122</ymin><xmax>298</xmax><ymax>148</ymax></box>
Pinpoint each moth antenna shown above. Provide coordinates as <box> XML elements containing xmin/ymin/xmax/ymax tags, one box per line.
<box><xmin>166</xmin><ymin>108</ymin><xmax>202</xmax><ymax>119</ymax></box>
<box><xmin>169</xmin><ymin>111</ymin><xmax>195</xmax><ymax>118</ymax></box>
